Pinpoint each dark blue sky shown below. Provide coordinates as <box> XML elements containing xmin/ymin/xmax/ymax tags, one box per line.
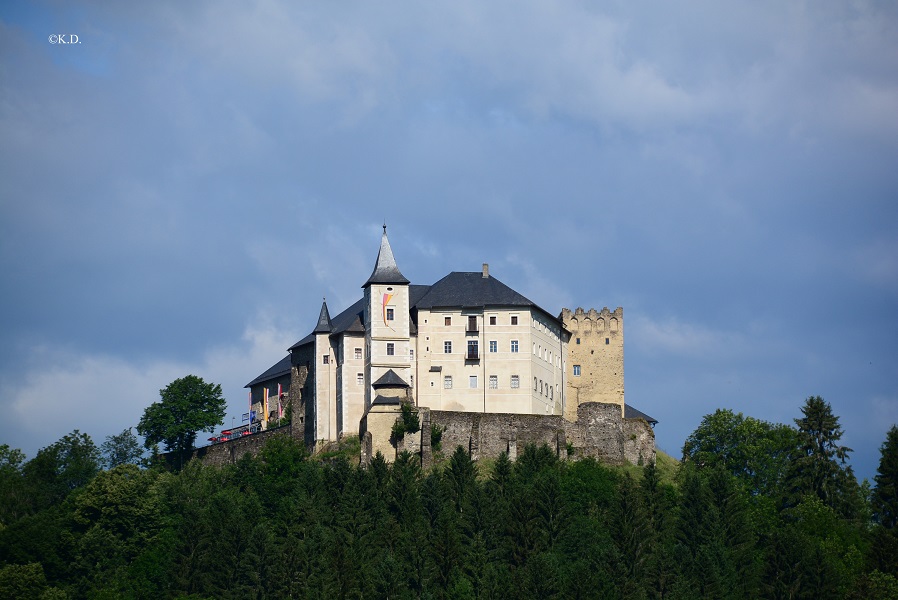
<box><xmin>1</xmin><ymin>1</ymin><xmax>896</xmax><ymax>481</ymax></box>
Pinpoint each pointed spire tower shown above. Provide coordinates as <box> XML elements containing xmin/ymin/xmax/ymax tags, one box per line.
<box><xmin>314</xmin><ymin>298</ymin><xmax>333</xmax><ymax>333</ymax></box>
<box><xmin>363</xmin><ymin>225</ymin><xmax>412</xmax><ymax>411</ymax></box>
<box><xmin>313</xmin><ymin>298</ymin><xmax>336</xmax><ymax>443</ymax></box>
<box><xmin>364</xmin><ymin>224</ymin><xmax>410</xmax><ymax>287</ymax></box>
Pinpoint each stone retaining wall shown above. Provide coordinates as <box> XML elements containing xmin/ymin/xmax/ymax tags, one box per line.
<box><xmin>389</xmin><ymin>402</ymin><xmax>655</xmax><ymax>468</ymax></box>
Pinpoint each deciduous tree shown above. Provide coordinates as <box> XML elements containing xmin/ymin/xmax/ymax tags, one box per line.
<box><xmin>682</xmin><ymin>408</ymin><xmax>798</xmax><ymax>497</ymax></box>
<box><xmin>137</xmin><ymin>375</ymin><xmax>226</xmax><ymax>468</ymax></box>
<box><xmin>100</xmin><ymin>427</ymin><xmax>145</xmax><ymax>469</ymax></box>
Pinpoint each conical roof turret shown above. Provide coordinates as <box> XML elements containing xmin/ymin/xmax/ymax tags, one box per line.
<box><xmin>313</xmin><ymin>299</ymin><xmax>333</xmax><ymax>334</ymax></box>
<box><xmin>363</xmin><ymin>225</ymin><xmax>410</xmax><ymax>287</ymax></box>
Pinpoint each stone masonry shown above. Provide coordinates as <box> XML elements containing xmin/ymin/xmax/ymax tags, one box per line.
<box><xmin>374</xmin><ymin>401</ymin><xmax>654</xmax><ymax>468</ymax></box>
<box><xmin>562</xmin><ymin>307</ymin><xmax>624</xmax><ymax>421</ymax></box>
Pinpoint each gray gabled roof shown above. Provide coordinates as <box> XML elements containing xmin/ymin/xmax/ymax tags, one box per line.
<box><xmin>414</xmin><ymin>272</ymin><xmax>536</xmax><ymax>310</ymax></box>
<box><xmin>245</xmin><ymin>355</ymin><xmax>291</xmax><ymax>388</ymax></box>
<box><xmin>372</xmin><ymin>369</ymin><xmax>409</xmax><ymax>388</ymax></box>
<box><xmin>364</xmin><ymin>227</ymin><xmax>409</xmax><ymax>287</ymax></box>
<box><xmin>372</xmin><ymin>395</ymin><xmax>402</xmax><ymax>406</ymax></box>
<box><xmin>290</xmin><ymin>288</ymin><xmax>430</xmax><ymax>351</ymax></box>
<box><xmin>625</xmin><ymin>404</ymin><xmax>658</xmax><ymax>425</ymax></box>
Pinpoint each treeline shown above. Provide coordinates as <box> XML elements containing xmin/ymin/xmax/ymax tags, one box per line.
<box><xmin>0</xmin><ymin>397</ymin><xmax>896</xmax><ymax>599</ymax></box>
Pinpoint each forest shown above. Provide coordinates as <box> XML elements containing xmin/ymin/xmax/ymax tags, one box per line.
<box><xmin>1</xmin><ymin>395</ymin><xmax>897</xmax><ymax>599</ymax></box>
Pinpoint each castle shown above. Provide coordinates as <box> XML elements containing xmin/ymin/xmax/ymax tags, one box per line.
<box><xmin>240</xmin><ymin>227</ymin><xmax>656</xmax><ymax>466</ymax></box>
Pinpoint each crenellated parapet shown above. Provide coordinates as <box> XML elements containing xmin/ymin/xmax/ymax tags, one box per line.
<box><xmin>561</xmin><ymin>306</ymin><xmax>623</xmax><ymax>335</ymax></box>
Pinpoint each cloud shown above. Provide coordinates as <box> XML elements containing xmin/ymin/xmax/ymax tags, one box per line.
<box><xmin>629</xmin><ymin>314</ymin><xmax>748</xmax><ymax>359</ymax></box>
<box><xmin>0</xmin><ymin>319</ymin><xmax>297</xmax><ymax>458</ymax></box>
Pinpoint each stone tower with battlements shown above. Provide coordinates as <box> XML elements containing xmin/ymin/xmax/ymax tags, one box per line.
<box><xmin>561</xmin><ymin>307</ymin><xmax>624</xmax><ymax>421</ymax></box>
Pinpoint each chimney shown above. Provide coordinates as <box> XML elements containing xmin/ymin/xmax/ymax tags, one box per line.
<box><xmin>482</xmin><ymin>263</ymin><xmax>489</xmax><ymax>278</ymax></box>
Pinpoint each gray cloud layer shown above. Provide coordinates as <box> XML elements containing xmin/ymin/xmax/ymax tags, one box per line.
<box><xmin>1</xmin><ymin>1</ymin><xmax>896</xmax><ymax>479</ymax></box>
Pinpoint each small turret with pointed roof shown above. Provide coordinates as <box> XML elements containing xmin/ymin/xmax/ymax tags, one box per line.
<box><xmin>364</xmin><ymin>225</ymin><xmax>410</xmax><ymax>287</ymax></box>
<box><xmin>313</xmin><ymin>298</ymin><xmax>333</xmax><ymax>334</ymax></box>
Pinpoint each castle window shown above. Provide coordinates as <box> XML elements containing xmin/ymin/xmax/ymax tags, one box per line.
<box><xmin>489</xmin><ymin>340</ymin><xmax>497</xmax><ymax>353</ymax></box>
<box><xmin>550</xmin><ymin>386</ymin><xmax>553</xmax><ymax>399</ymax></box>
<box><xmin>444</xmin><ymin>376</ymin><xmax>452</xmax><ymax>389</ymax></box>
<box><xmin>386</xmin><ymin>308</ymin><xmax>394</xmax><ymax>321</ymax></box>
<box><xmin>606</xmin><ymin>338</ymin><xmax>610</xmax><ymax>345</ymax></box>
<box><xmin>576</xmin><ymin>338</ymin><xmax>580</xmax><ymax>345</ymax></box>
<box><xmin>511</xmin><ymin>315</ymin><xmax>518</xmax><ymax>325</ymax></box>
<box><xmin>386</xmin><ymin>343</ymin><xmax>395</xmax><ymax>356</ymax></box>
<box><xmin>511</xmin><ymin>340</ymin><xmax>519</xmax><ymax>353</ymax></box>
<box><xmin>534</xmin><ymin>377</ymin><xmax>538</xmax><ymax>391</ymax></box>
<box><xmin>444</xmin><ymin>341</ymin><xmax>452</xmax><ymax>354</ymax></box>
<box><xmin>445</xmin><ymin>316</ymin><xmax>451</xmax><ymax>326</ymax></box>
<box><xmin>357</xmin><ymin>373</ymin><xmax>363</xmax><ymax>386</ymax></box>
<box><xmin>489</xmin><ymin>315</ymin><xmax>497</xmax><ymax>325</ymax></box>
<box><xmin>469</xmin><ymin>376</ymin><xmax>478</xmax><ymax>389</ymax></box>
<box><xmin>467</xmin><ymin>340</ymin><xmax>479</xmax><ymax>360</ymax></box>
<box><xmin>410</xmin><ymin>349</ymin><xmax>414</xmax><ymax>359</ymax></box>
<box><xmin>467</xmin><ymin>315</ymin><xmax>478</xmax><ymax>332</ymax></box>
<box><xmin>540</xmin><ymin>380</ymin><xmax>543</xmax><ymax>394</ymax></box>
<box><xmin>323</xmin><ymin>355</ymin><xmax>329</xmax><ymax>364</ymax></box>
<box><xmin>573</xmin><ymin>365</ymin><xmax>581</xmax><ymax>376</ymax></box>
<box><xmin>354</xmin><ymin>347</ymin><xmax>362</xmax><ymax>360</ymax></box>
<box><xmin>511</xmin><ymin>375</ymin><xmax>520</xmax><ymax>389</ymax></box>
<box><xmin>489</xmin><ymin>375</ymin><xmax>498</xmax><ymax>389</ymax></box>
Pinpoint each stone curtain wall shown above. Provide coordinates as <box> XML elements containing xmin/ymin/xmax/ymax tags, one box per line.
<box><xmin>406</xmin><ymin>402</ymin><xmax>655</xmax><ymax>468</ymax></box>
<box><xmin>186</xmin><ymin>425</ymin><xmax>293</xmax><ymax>467</ymax></box>
<box><xmin>429</xmin><ymin>410</ymin><xmax>567</xmax><ymax>462</ymax></box>
<box><xmin>623</xmin><ymin>417</ymin><xmax>656</xmax><ymax>465</ymax></box>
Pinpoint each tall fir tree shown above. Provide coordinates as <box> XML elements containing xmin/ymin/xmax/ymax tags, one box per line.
<box><xmin>873</xmin><ymin>425</ymin><xmax>898</xmax><ymax>529</ymax></box>
<box><xmin>785</xmin><ymin>396</ymin><xmax>859</xmax><ymax>517</ymax></box>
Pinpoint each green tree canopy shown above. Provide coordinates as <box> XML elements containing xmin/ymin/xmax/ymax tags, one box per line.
<box><xmin>100</xmin><ymin>427</ymin><xmax>145</xmax><ymax>469</ymax></box>
<box><xmin>21</xmin><ymin>430</ymin><xmax>101</xmax><ymax>510</ymax></box>
<box><xmin>785</xmin><ymin>396</ymin><xmax>858</xmax><ymax>516</ymax></box>
<box><xmin>137</xmin><ymin>375</ymin><xmax>226</xmax><ymax>463</ymax></box>
<box><xmin>682</xmin><ymin>408</ymin><xmax>798</xmax><ymax>497</ymax></box>
<box><xmin>873</xmin><ymin>425</ymin><xmax>898</xmax><ymax>529</ymax></box>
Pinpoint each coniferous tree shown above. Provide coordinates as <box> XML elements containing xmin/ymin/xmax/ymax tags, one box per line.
<box><xmin>785</xmin><ymin>396</ymin><xmax>859</xmax><ymax>516</ymax></box>
<box><xmin>611</xmin><ymin>473</ymin><xmax>652</xmax><ymax>598</ymax></box>
<box><xmin>873</xmin><ymin>425</ymin><xmax>898</xmax><ymax>529</ymax></box>
<box><xmin>870</xmin><ymin>425</ymin><xmax>898</xmax><ymax>576</ymax></box>
<box><xmin>640</xmin><ymin>461</ymin><xmax>678</xmax><ymax>599</ymax></box>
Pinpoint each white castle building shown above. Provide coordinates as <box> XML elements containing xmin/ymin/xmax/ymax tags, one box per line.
<box><xmin>245</xmin><ymin>227</ymin><xmax>655</xmax><ymax>455</ymax></box>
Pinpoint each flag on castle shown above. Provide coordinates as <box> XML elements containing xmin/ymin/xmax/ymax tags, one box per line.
<box><xmin>277</xmin><ymin>383</ymin><xmax>283</xmax><ymax>419</ymax></box>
